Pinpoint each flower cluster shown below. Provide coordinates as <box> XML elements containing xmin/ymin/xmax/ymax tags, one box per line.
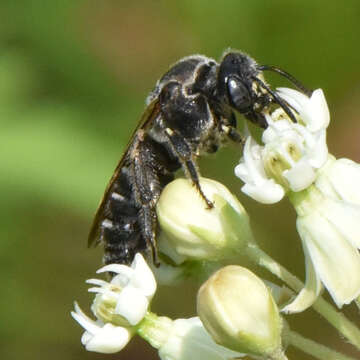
<box><xmin>71</xmin><ymin>253</ymin><xmax>156</xmax><ymax>353</ymax></box>
<box><xmin>72</xmin><ymin>253</ymin><xmax>247</xmax><ymax>359</ymax></box>
<box><xmin>72</xmin><ymin>87</ymin><xmax>360</xmax><ymax>360</ymax></box>
<box><xmin>235</xmin><ymin>88</ymin><xmax>360</xmax><ymax>311</ymax></box>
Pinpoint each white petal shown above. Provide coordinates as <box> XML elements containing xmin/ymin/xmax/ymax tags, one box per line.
<box><xmin>71</xmin><ymin>302</ymin><xmax>100</xmax><ymax>334</ymax></box>
<box><xmin>83</xmin><ymin>323</ymin><xmax>132</xmax><ymax>354</ymax></box>
<box><xmin>241</xmin><ymin>137</ymin><xmax>267</xmax><ymax>184</ymax></box>
<box><xmin>308</xmin><ymin>89</ymin><xmax>330</xmax><ymax>130</ymax></box>
<box><xmin>97</xmin><ymin>264</ymin><xmax>134</xmax><ymax>277</ymax></box>
<box><xmin>318</xmin><ymin>198</ymin><xmax>360</xmax><ymax>249</ymax></box>
<box><xmin>297</xmin><ymin>212</ymin><xmax>360</xmax><ymax>307</ymax></box>
<box><xmin>130</xmin><ymin>253</ymin><xmax>157</xmax><ymax>297</ymax></box>
<box><xmin>241</xmin><ymin>181</ymin><xmax>284</xmax><ymax>204</ymax></box>
<box><xmin>276</xmin><ymin>88</ymin><xmax>314</xmax><ymax>127</ymax></box>
<box><xmin>306</xmin><ymin>130</ymin><xmax>328</xmax><ymax>168</ymax></box>
<box><xmin>262</xmin><ymin>119</ymin><xmax>293</xmax><ymax>144</ymax></box>
<box><xmin>235</xmin><ymin>137</ymin><xmax>285</xmax><ymax>204</ymax></box>
<box><xmin>234</xmin><ymin>163</ymin><xmax>253</xmax><ymax>184</ymax></box>
<box><xmin>277</xmin><ymin>88</ymin><xmax>329</xmax><ymax>132</ymax></box>
<box><xmin>115</xmin><ymin>286</ymin><xmax>149</xmax><ymax>325</ymax></box>
<box><xmin>88</xmin><ymin>287</ymin><xmax>105</xmax><ymax>294</ymax></box>
<box><xmin>158</xmin><ymin>317</ymin><xmax>244</xmax><ymax>360</ymax></box>
<box><xmin>282</xmin><ymin>238</ymin><xmax>322</xmax><ymax>313</ymax></box>
<box><xmin>283</xmin><ymin>160</ymin><xmax>316</xmax><ymax>192</ymax></box>
<box><xmin>97</xmin><ymin>264</ymin><xmax>137</xmax><ymax>288</ymax></box>
<box><xmin>86</xmin><ymin>278</ymin><xmax>108</xmax><ymax>287</ymax></box>
<box><xmin>322</xmin><ymin>158</ymin><xmax>360</xmax><ymax>205</ymax></box>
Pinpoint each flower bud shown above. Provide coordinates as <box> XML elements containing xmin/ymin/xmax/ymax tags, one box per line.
<box><xmin>197</xmin><ymin>265</ymin><xmax>283</xmax><ymax>357</ymax></box>
<box><xmin>156</xmin><ymin>177</ymin><xmax>254</xmax><ymax>264</ymax></box>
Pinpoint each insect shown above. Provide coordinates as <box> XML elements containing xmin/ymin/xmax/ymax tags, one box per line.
<box><xmin>88</xmin><ymin>50</ymin><xmax>311</xmax><ymax>266</ymax></box>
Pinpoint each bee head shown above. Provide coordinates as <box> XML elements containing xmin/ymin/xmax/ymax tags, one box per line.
<box><xmin>216</xmin><ymin>52</ymin><xmax>270</xmax><ymax>127</ymax></box>
<box><xmin>217</xmin><ymin>52</ymin><xmax>259</xmax><ymax>111</ymax></box>
<box><xmin>217</xmin><ymin>51</ymin><xmax>311</xmax><ymax>127</ymax></box>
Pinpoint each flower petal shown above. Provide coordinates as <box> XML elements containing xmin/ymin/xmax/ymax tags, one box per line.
<box><xmin>282</xmin><ymin>239</ymin><xmax>322</xmax><ymax>313</ymax></box>
<box><xmin>71</xmin><ymin>303</ymin><xmax>100</xmax><ymax>335</ymax></box>
<box><xmin>241</xmin><ymin>137</ymin><xmax>267</xmax><ymax>183</ymax></box>
<box><xmin>129</xmin><ymin>253</ymin><xmax>157</xmax><ymax>297</ymax></box>
<box><xmin>158</xmin><ymin>317</ymin><xmax>244</xmax><ymax>360</ymax></box>
<box><xmin>97</xmin><ymin>264</ymin><xmax>133</xmax><ymax>277</ymax></box>
<box><xmin>319</xmin><ymin>157</ymin><xmax>360</xmax><ymax>205</ymax></box>
<box><xmin>318</xmin><ymin>197</ymin><xmax>360</xmax><ymax>249</ymax></box>
<box><xmin>283</xmin><ymin>160</ymin><xmax>316</xmax><ymax>192</ymax></box>
<box><xmin>115</xmin><ymin>286</ymin><xmax>149</xmax><ymax>325</ymax></box>
<box><xmin>82</xmin><ymin>323</ymin><xmax>132</xmax><ymax>354</ymax></box>
<box><xmin>308</xmin><ymin>89</ymin><xmax>330</xmax><ymax>130</ymax></box>
<box><xmin>306</xmin><ymin>130</ymin><xmax>328</xmax><ymax>168</ymax></box>
<box><xmin>277</xmin><ymin>88</ymin><xmax>329</xmax><ymax>132</ymax></box>
<box><xmin>296</xmin><ymin>212</ymin><xmax>360</xmax><ymax>307</ymax></box>
<box><xmin>276</xmin><ymin>88</ymin><xmax>314</xmax><ymax>127</ymax></box>
<box><xmin>86</xmin><ymin>279</ymin><xmax>108</xmax><ymax>287</ymax></box>
<box><xmin>234</xmin><ymin>137</ymin><xmax>285</xmax><ymax>204</ymax></box>
<box><xmin>241</xmin><ymin>181</ymin><xmax>284</xmax><ymax>204</ymax></box>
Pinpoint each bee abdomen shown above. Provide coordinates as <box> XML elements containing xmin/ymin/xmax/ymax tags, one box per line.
<box><xmin>102</xmin><ymin>219</ymin><xmax>143</xmax><ymax>264</ymax></box>
<box><xmin>100</xmin><ymin>168</ymin><xmax>146</xmax><ymax>265</ymax></box>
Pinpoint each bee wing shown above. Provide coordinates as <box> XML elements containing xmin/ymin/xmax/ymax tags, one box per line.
<box><xmin>88</xmin><ymin>99</ymin><xmax>161</xmax><ymax>247</ymax></box>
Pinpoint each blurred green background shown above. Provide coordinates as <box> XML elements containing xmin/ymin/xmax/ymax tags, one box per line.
<box><xmin>1</xmin><ymin>1</ymin><xmax>360</xmax><ymax>359</ymax></box>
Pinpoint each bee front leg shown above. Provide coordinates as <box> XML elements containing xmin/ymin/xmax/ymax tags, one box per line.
<box><xmin>164</xmin><ymin>127</ymin><xmax>213</xmax><ymax>209</ymax></box>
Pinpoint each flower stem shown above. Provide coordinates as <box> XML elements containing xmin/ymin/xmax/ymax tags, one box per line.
<box><xmin>245</xmin><ymin>243</ymin><xmax>360</xmax><ymax>351</ymax></box>
<box><xmin>137</xmin><ymin>312</ymin><xmax>173</xmax><ymax>350</ymax></box>
<box><xmin>288</xmin><ymin>330</ymin><xmax>357</xmax><ymax>360</ymax></box>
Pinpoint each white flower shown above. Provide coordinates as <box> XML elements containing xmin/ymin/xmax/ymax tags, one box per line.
<box><xmin>234</xmin><ymin>137</ymin><xmax>285</xmax><ymax>203</ymax></box>
<box><xmin>90</xmin><ymin>253</ymin><xmax>156</xmax><ymax>326</ymax></box>
<box><xmin>235</xmin><ymin>88</ymin><xmax>329</xmax><ymax>203</ymax></box>
<box><xmin>235</xmin><ymin>88</ymin><xmax>360</xmax><ymax>311</ymax></box>
<box><xmin>72</xmin><ymin>253</ymin><xmax>157</xmax><ymax>353</ymax></box>
<box><xmin>283</xmin><ymin>156</ymin><xmax>360</xmax><ymax>312</ymax></box>
<box><xmin>138</xmin><ymin>314</ymin><xmax>243</xmax><ymax>360</ymax></box>
<box><xmin>71</xmin><ymin>302</ymin><xmax>132</xmax><ymax>353</ymax></box>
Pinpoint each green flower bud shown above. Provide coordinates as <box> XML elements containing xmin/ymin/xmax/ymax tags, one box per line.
<box><xmin>156</xmin><ymin>177</ymin><xmax>254</xmax><ymax>264</ymax></box>
<box><xmin>197</xmin><ymin>265</ymin><xmax>283</xmax><ymax>358</ymax></box>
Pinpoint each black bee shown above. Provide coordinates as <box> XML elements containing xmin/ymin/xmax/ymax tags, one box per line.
<box><xmin>88</xmin><ymin>50</ymin><xmax>311</xmax><ymax>266</ymax></box>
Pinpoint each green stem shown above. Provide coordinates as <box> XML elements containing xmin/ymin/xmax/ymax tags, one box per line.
<box><xmin>288</xmin><ymin>330</ymin><xmax>357</xmax><ymax>360</ymax></box>
<box><xmin>245</xmin><ymin>243</ymin><xmax>360</xmax><ymax>351</ymax></box>
<box><xmin>137</xmin><ymin>312</ymin><xmax>173</xmax><ymax>350</ymax></box>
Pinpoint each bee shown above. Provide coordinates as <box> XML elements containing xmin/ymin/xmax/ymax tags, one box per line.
<box><xmin>88</xmin><ymin>50</ymin><xmax>311</xmax><ymax>266</ymax></box>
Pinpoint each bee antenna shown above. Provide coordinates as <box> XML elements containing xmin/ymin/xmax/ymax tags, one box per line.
<box><xmin>258</xmin><ymin>65</ymin><xmax>313</xmax><ymax>97</ymax></box>
<box><xmin>252</xmin><ymin>76</ymin><xmax>297</xmax><ymax>123</ymax></box>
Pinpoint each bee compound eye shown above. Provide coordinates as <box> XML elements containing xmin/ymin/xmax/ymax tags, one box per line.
<box><xmin>227</xmin><ymin>76</ymin><xmax>252</xmax><ymax>111</ymax></box>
